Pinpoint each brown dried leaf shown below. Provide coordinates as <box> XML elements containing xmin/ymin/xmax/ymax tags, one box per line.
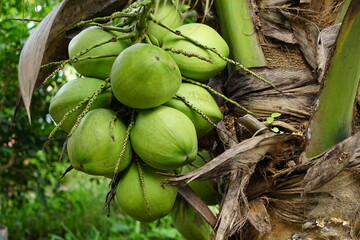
<box><xmin>248</xmin><ymin>198</ymin><xmax>272</xmax><ymax>233</ymax></box>
<box><xmin>237</xmin><ymin>114</ymin><xmax>270</xmax><ymax>135</ymax></box>
<box><xmin>263</xmin><ymin>0</ymin><xmax>295</xmax><ymax>8</ymax></box>
<box><xmin>170</xmin><ymin>133</ymin><xmax>302</xmax><ymax>183</ymax></box>
<box><xmin>224</xmin><ymin>66</ymin><xmax>318</xmax><ymax>119</ymax></box>
<box><xmin>281</xmin><ymin>10</ymin><xmax>320</xmax><ymax>69</ymax></box>
<box><xmin>215</xmin><ymin>171</ymin><xmax>245</xmax><ymax>240</ymax></box>
<box><xmin>226</xmin><ymin>67</ymin><xmax>315</xmax><ymax>99</ymax></box>
<box><xmin>178</xmin><ymin>185</ymin><xmax>217</xmax><ymax>228</ymax></box>
<box><xmin>18</xmin><ymin>3</ymin><xmax>64</xmax><ymax>121</ymax></box>
<box><xmin>18</xmin><ymin>0</ymin><xmax>127</xmax><ymax>121</ymax></box>
<box><xmin>216</xmin><ymin>120</ymin><xmax>239</xmax><ymax>149</ymax></box>
<box><xmin>310</xmin><ymin>0</ymin><xmax>325</xmax><ymax>12</ymax></box>
<box><xmin>262</xmin><ymin>20</ymin><xmax>298</xmax><ymax>44</ymax></box>
<box><xmin>303</xmin><ymin>132</ymin><xmax>360</xmax><ymax>194</ymax></box>
<box><xmin>317</xmin><ymin>23</ymin><xmax>341</xmax><ymax>83</ymax></box>
<box><xmin>177</xmin><ymin>133</ymin><xmax>285</xmax><ymax>240</ymax></box>
<box><xmin>217</xmin><ymin>162</ymin><xmax>265</xmax><ymax>239</ymax></box>
<box><xmin>310</xmin><ymin>0</ymin><xmax>342</xmax><ymax>26</ymax></box>
<box><xmin>259</xmin><ymin>10</ymin><xmax>298</xmax><ymax>44</ymax></box>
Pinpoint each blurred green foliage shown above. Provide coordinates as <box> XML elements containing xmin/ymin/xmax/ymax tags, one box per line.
<box><xmin>0</xmin><ymin>0</ymin><xmax>67</xmax><ymax>203</ymax></box>
<box><xmin>0</xmin><ymin>1</ymin><xmax>184</xmax><ymax>239</ymax></box>
<box><xmin>0</xmin><ymin>171</ymin><xmax>184</xmax><ymax>240</ymax></box>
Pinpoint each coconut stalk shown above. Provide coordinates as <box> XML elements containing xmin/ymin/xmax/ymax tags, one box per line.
<box><xmin>336</xmin><ymin>0</ymin><xmax>353</xmax><ymax>23</ymax></box>
<box><xmin>214</xmin><ymin>0</ymin><xmax>267</xmax><ymax>69</ymax></box>
<box><xmin>306</xmin><ymin>0</ymin><xmax>360</xmax><ymax>158</ymax></box>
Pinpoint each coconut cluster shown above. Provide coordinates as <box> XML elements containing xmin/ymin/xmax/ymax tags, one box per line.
<box><xmin>48</xmin><ymin>0</ymin><xmax>228</xmax><ymax>228</ymax></box>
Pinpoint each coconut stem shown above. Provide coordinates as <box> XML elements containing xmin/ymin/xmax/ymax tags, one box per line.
<box><xmin>104</xmin><ymin>113</ymin><xmax>135</xmax><ymax>216</ymax></box>
<box><xmin>135</xmin><ymin>158</ymin><xmax>152</xmax><ymax>217</ymax></box>
<box><xmin>175</xmin><ymin>94</ymin><xmax>239</xmax><ymax>143</ymax></box>
<box><xmin>41</xmin><ymin>33</ymin><xmax>135</xmax><ymax>87</ymax></box>
<box><xmin>109</xmin><ymin>115</ymin><xmax>118</xmax><ymax>142</ymax></box>
<box><xmin>215</xmin><ymin>0</ymin><xmax>267</xmax><ymax>68</ymax></box>
<box><xmin>68</xmin><ymin>78</ymin><xmax>111</xmax><ymax>136</ymax></box>
<box><xmin>144</xmin><ymin>34</ymin><xmax>154</xmax><ymax>45</ymax></box>
<box><xmin>163</xmin><ymin>47</ymin><xmax>212</xmax><ymax>63</ymax></box>
<box><xmin>87</xmin><ymin>23</ymin><xmax>133</xmax><ymax>33</ymax></box>
<box><xmin>41</xmin><ymin>54</ymin><xmax>119</xmax><ymax>73</ymax></box>
<box><xmin>72</xmin><ymin>54</ymin><xmax>120</xmax><ymax>63</ymax></box>
<box><xmin>56</xmin><ymin>79</ymin><xmax>110</xmax><ymax>161</ymax></box>
<box><xmin>197</xmin><ymin>152</ymin><xmax>209</xmax><ymax>164</ymax></box>
<box><xmin>48</xmin><ymin>79</ymin><xmax>110</xmax><ymax>139</ymax></box>
<box><xmin>48</xmin><ymin>95</ymin><xmax>92</xmax><ymax>139</ymax></box>
<box><xmin>149</xmin><ymin>14</ymin><xmax>279</xmax><ymax>91</ymax></box>
<box><xmin>71</xmin><ymin>0</ymin><xmax>151</xmax><ymax>29</ymax></box>
<box><xmin>105</xmin><ymin>172</ymin><xmax>123</xmax><ymax>216</ymax></box>
<box><xmin>72</xmin><ymin>13</ymin><xmax>138</xmax><ymax>29</ymax></box>
<box><xmin>58</xmin><ymin>137</ymin><xmax>69</xmax><ymax>161</ymax></box>
<box><xmin>305</xmin><ymin>1</ymin><xmax>360</xmax><ymax>158</ymax></box>
<box><xmin>69</xmin><ymin>33</ymin><xmax>136</xmax><ymax>64</ymax></box>
<box><xmin>112</xmin><ymin>110</ymin><xmax>135</xmax><ymax>178</ymax></box>
<box><xmin>182</xmin><ymin>77</ymin><xmax>254</xmax><ymax>115</ymax></box>
<box><xmin>336</xmin><ymin>0</ymin><xmax>352</xmax><ymax>23</ymax></box>
<box><xmin>40</xmin><ymin>60</ymin><xmax>67</xmax><ymax>69</ymax></box>
<box><xmin>41</xmin><ymin>60</ymin><xmax>70</xmax><ymax>87</ymax></box>
<box><xmin>134</xmin><ymin>1</ymin><xmax>154</xmax><ymax>43</ymax></box>
<box><xmin>175</xmin><ymin>94</ymin><xmax>218</xmax><ymax>129</ymax></box>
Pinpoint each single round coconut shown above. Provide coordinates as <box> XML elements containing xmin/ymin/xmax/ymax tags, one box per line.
<box><xmin>130</xmin><ymin>106</ymin><xmax>198</xmax><ymax>171</ymax></box>
<box><xmin>164</xmin><ymin>83</ymin><xmax>223</xmax><ymax>137</ymax></box>
<box><xmin>116</xmin><ymin>161</ymin><xmax>178</xmax><ymax>222</ymax></box>
<box><xmin>111</xmin><ymin>43</ymin><xmax>181</xmax><ymax>109</ymax></box>
<box><xmin>67</xmin><ymin>108</ymin><xmax>132</xmax><ymax>177</ymax></box>
<box><xmin>162</xmin><ymin>23</ymin><xmax>229</xmax><ymax>81</ymax></box>
<box><xmin>68</xmin><ymin>26</ymin><xmax>130</xmax><ymax>79</ymax></box>
<box><xmin>49</xmin><ymin>77</ymin><xmax>111</xmax><ymax>133</ymax></box>
<box><xmin>147</xmin><ymin>0</ymin><xmax>182</xmax><ymax>42</ymax></box>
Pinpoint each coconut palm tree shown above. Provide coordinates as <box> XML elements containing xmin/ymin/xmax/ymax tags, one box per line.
<box><xmin>18</xmin><ymin>0</ymin><xmax>360</xmax><ymax>239</ymax></box>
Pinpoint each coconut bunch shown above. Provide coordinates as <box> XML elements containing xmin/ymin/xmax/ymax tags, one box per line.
<box><xmin>47</xmin><ymin>0</ymin><xmax>229</xmax><ymax>230</ymax></box>
<box><xmin>19</xmin><ymin>0</ymin><xmax>360</xmax><ymax>238</ymax></box>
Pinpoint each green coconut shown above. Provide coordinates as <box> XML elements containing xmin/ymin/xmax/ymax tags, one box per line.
<box><xmin>162</xmin><ymin>23</ymin><xmax>230</xmax><ymax>81</ymax></box>
<box><xmin>116</xmin><ymin>161</ymin><xmax>178</xmax><ymax>222</ymax></box>
<box><xmin>147</xmin><ymin>0</ymin><xmax>182</xmax><ymax>42</ymax></box>
<box><xmin>49</xmin><ymin>77</ymin><xmax>111</xmax><ymax>133</ymax></box>
<box><xmin>111</xmin><ymin>43</ymin><xmax>181</xmax><ymax>109</ymax></box>
<box><xmin>171</xmin><ymin>197</ymin><xmax>215</xmax><ymax>240</ymax></box>
<box><xmin>67</xmin><ymin>108</ymin><xmax>132</xmax><ymax>177</ymax></box>
<box><xmin>164</xmin><ymin>83</ymin><xmax>223</xmax><ymax>137</ymax></box>
<box><xmin>68</xmin><ymin>26</ymin><xmax>130</xmax><ymax>79</ymax></box>
<box><xmin>181</xmin><ymin>150</ymin><xmax>219</xmax><ymax>205</ymax></box>
<box><xmin>130</xmin><ymin>106</ymin><xmax>198</xmax><ymax>171</ymax></box>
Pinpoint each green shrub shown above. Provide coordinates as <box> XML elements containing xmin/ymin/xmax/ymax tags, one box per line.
<box><xmin>0</xmin><ymin>168</ymin><xmax>184</xmax><ymax>240</ymax></box>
